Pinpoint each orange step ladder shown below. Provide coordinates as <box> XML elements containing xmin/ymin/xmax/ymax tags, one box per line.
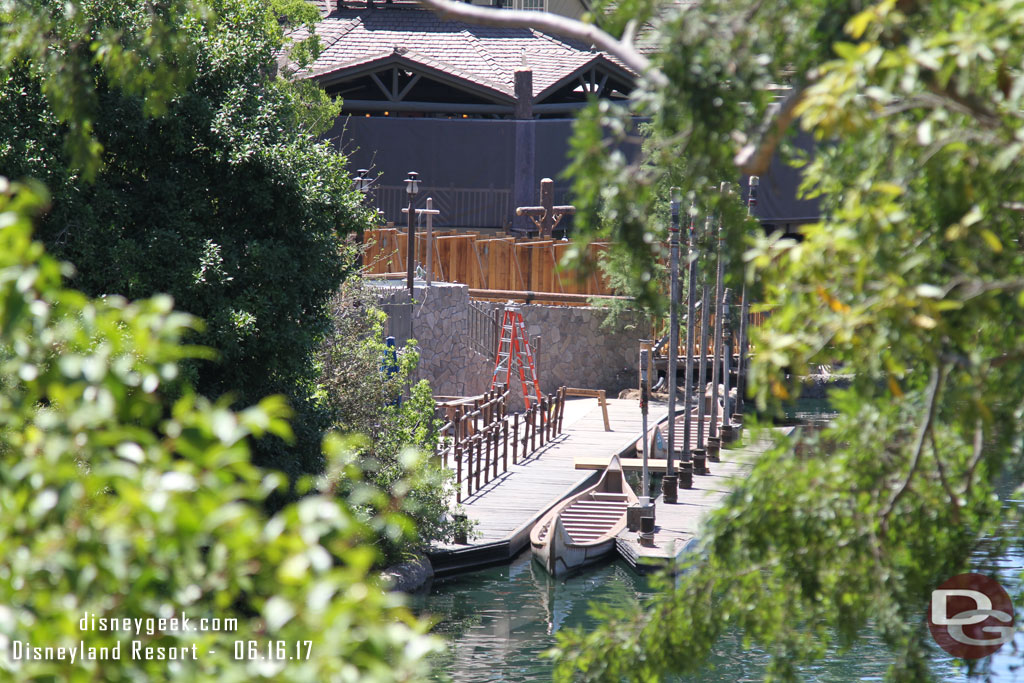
<box><xmin>491</xmin><ymin>305</ymin><xmax>543</xmax><ymax>409</ymax></box>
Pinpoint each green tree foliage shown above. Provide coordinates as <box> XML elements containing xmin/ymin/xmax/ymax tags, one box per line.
<box><xmin>549</xmin><ymin>0</ymin><xmax>1024</xmax><ymax>681</ymax></box>
<box><xmin>0</xmin><ymin>179</ymin><xmax>438</xmax><ymax>681</ymax></box>
<box><xmin>0</xmin><ymin>0</ymin><xmax>371</xmax><ymax>479</ymax></box>
<box><xmin>317</xmin><ymin>279</ymin><xmax>467</xmax><ymax>558</ymax></box>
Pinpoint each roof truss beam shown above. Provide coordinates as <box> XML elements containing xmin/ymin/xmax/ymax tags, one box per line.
<box><xmin>368</xmin><ymin>67</ymin><xmax>423</xmax><ymax>102</ymax></box>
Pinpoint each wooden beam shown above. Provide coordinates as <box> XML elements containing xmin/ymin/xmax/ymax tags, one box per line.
<box><xmin>467</xmin><ymin>288</ymin><xmax>631</xmax><ymax>304</ymax></box>
<box><xmin>575</xmin><ymin>456</ymin><xmax>668</xmax><ymax>472</ymax></box>
<box><xmin>564</xmin><ymin>388</ymin><xmax>610</xmax><ymax>430</ymax></box>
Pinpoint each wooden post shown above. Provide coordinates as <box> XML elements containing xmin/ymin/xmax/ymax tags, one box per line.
<box><xmin>598</xmin><ymin>390</ymin><xmax>610</xmax><ymax>432</ymax></box>
<box><xmin>522</xmin><ymin>407</ymin><xmax>530</xmax><ymax>456</ymax></box>
<box><xmin>564</xmin><ymin>387</ymin><xmax>611</xmax><ymax>431</ymax></box>
<box><xmin>492</xmin><ymin>421</ymin><xmax>499</xmax><ymax>477</ymax></box>
<box><xmin>531</xmin><ymin>405</ymin><xmax>538</xmax><ymax>452</ymax></box>
<box><xmin>544</xmin><ymin>393</ymin><xmax>552</xmax><ymax>440</ymax></box>
<box><xmin>472</xmin><ymin>401</ymin><xmax>481</xmax><ymax>491</ymax></box>
<box><xmin>515</xmin><ymin>178</ymin><xmax>576</xmax><ymax>238</ymax></box>
<box><xmin>483</xmin><ymin>425</ymin><xmax>491</xmax><ymax>486</ymax></box>
<box><xmin>455</xmin><ymin>440</ymin><xmax>462</xmax><ymax>503</ymax></box>
<box><xmin>538</xmin><ymin>398</ymin><xmax>544</xmax><ymax>448</ymax></box>
<box><xmin>474</xmin><ymin>429</ymin><xmax>482</xmax><ymax>490</ymax></box>
<box><xmin>512</xmin><ymin>412</ymin><xmax>519</xmax><ymax>464</ymax></box>
<box><xmin>558</xmin><ymin>386</ymin><xmax>566</xmax><ymax>435</ymax></box>
<box><xmin>502</xmin><ymin>417</ymin><xmax>508</xmax><ymax>471</ymax></box>
<box><xmin>483</xmin><ymin>406</ymin><xmax>492</xmax><ymax>482</ymax></box>
<box><xmin>465</xmin><ymin>425</ymin><xmax>473</xmax><ymax>498</ymax></box>
<box><xmin>523</xmin><ymin>407</ymin><xmax>531</xmax><ymax>456</ymax></box>
<box><xmin>424</xmin><ymin>198</ymin><xmax>438</xmax><ymax>285</ymax></box>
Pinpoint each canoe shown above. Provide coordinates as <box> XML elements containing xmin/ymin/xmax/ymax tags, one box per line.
<box><xmin>530</xmin><ymin>455</ymin><xmax>638</xmax><ymax>576</ymax></box>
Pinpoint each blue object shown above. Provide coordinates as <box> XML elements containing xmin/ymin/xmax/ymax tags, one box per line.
<box><xmin>383</xmin><ymin>335</ymin><xmax>401</xmax><ymax>406</ymax></box>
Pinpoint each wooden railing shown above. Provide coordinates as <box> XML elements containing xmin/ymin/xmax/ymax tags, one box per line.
<box><xmin>435</xmin><ymin>386</ymin><xmax>567</xmax><ymax>503</ymax></box>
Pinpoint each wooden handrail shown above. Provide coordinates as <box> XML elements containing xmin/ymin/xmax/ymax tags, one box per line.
<box><xmin>443</xmin><ymin>386</ymin><xmax>568</xmax><ymax>504</ymax></box>
<box><xmin>468</xmin><ymin>288</ymin><xmax>631</xmax><ymax>304</ymax></box>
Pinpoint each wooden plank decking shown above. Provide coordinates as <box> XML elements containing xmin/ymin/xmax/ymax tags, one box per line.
<box><xmin>427</xmin><ymin>397</ymin><xmax>668</xmax><ymax>575</ymax></box>
<box><xmin>615</xmin><ymin>426</ymin><xmax>795</xmax><ymax>571</ymax></box>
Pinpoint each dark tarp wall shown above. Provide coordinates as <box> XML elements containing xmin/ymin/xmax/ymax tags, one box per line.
<box><xmin>326</xmin><ymin>115</ymin><xmax>818</xmax><ymax>231</ymax></box>
<box><xmin>327</xmin><ymin>116</ymin><xmax>586</xmax><ymax>229</ymax></box>
<box><xmin>325</xmin><ymin>116</ymin><xmax>639</xmax><ymax>230</ymax></box>
<box><xmin>743</xmin><ymin>129</ymin><xmax>821</xmax><ymax>229</ymax></box>
<box><xmin>328</xmin><ymin>117</ymin><xmax>515</xmax><ymax>228</ymax></box>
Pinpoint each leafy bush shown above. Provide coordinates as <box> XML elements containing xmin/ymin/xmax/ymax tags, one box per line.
<box><xmin>0</xmin><ymin>180</ymin><xmax>438</xmax><ymax>681</ymax></box>
<box><xmin>317</xmin><ymin>279</ymin><xmax>466</xmax><ymax>558</ymax></box>
<box><xmin>0</xmin><ymin>0</ymin><xmax>372</xmax><ymax>480</ymax></box>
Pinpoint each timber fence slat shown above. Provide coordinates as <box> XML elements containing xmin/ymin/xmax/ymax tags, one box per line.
<box><xmin>362</xmin><ymin>229</ymin><xmax>614</xmax><ymax>301</ymax></box>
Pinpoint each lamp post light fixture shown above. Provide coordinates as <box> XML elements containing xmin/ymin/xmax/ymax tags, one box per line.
<box><xmin>405</xmin><ymin>171</ymin><xmax>420</xmax><ymax>294</ymax></box>
<box><xmin>355</xmin><ymin>168</ymin><xmax>372</xmax><ymax>195</ymax></box>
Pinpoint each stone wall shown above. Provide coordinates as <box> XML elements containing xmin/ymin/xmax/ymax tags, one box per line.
<box><xmin>374</xmin><ymin>282</ymin><xmax>493</xmax><ymax>398</ymax></box>
<box><xmin>480</xmin><ymin>302</ymin><xmax>648</xmax><ymax>399</ymax></box>
<box><xmin>373</xmin><ymin>282</ymin><xmax>649</xmax><ymax>405</ymax></box>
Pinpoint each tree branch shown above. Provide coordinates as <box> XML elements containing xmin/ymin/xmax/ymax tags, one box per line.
<box><xmin>413</xmin><ymin>0</ymin><xmax>667</xmax><ymax>87</ymax></box>
<box><xmin>963</xmin><ymin>417</ymin><xmax>985</xmax><ymax>496</ymax></box>
<box><xmin>734</xmin><ymin>86</ymin><xmax>809</xmax><ymax>177</ymax></box>
<box><xmin>923</xmin><ymin>79</ymin><xmax>1002</xmax><ymax>130</ymax></box>
<box><xmin>880</xmin><ymin>363</ymin><xmax>945</xmax><ymax>537</ymax></box>
<box><xmin>927</xmin><ymin>427</ymin><xmax>961</xmax><ymax>526</ymax></box>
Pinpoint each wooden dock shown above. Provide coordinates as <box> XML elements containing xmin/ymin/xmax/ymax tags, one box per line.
<box><xmin>427</xmin><ymin>397</ymin><xmax>668</xmax><ymax>576</ymax></box>
<box><xmin>615</xmin><ymin>426</ymin><xmax>795</xmax><ymax>571</ymax></box>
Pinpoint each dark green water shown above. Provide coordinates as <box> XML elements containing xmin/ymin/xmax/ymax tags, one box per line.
<box><xmin>416</xmin><ymin>546</ymin><xmax>1023</xmax><ymax>682</ymax></box>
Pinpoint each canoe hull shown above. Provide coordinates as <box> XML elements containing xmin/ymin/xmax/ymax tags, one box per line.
<box><xmin>530</xmin><ymin>455</ymin><xmax>637</xmax><ymax>577</ymax></box>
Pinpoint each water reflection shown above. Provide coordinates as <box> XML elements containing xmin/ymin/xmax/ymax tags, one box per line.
<box><xmin>418</xmin><ymin>549</ymin><xmax>1024</xmax><ymax>682</ymax></box>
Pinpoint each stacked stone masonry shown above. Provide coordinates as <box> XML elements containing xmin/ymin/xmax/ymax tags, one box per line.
<box><xmin>374</xmin><ymin>282</ymin><xmax>649</xmax><ymax>406</ymax></box>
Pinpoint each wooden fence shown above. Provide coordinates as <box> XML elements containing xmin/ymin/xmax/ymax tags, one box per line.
<box><xmin>435</xmin><ymin>386</ymin><xmax>567</xmax><ymax>503</ymax></box>
<box><xmin>362</xmin><ymin>228</ymin><xmax>615</xmax><ymax>302</ymax></box>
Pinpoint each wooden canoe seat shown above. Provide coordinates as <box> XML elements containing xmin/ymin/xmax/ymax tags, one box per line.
<box><xmin>591</xmin><ymin>492</ymin><xmax>628</xmax><ymax>501</ymax></box>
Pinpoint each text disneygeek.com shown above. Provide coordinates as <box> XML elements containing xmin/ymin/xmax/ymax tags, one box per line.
<box><xmin>6</xmin><ymin>612</ymin><xmax>313</xmax><ymax>663</ymax></box>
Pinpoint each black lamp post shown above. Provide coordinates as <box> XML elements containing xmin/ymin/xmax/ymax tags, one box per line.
<box><xmin>663</xmin><ymin>189</ymin><xmax>680</xmax><ymax>504</ymax></box>
<box><xmin>404</xmin><ymin>171</ymin><xmax>420</xmax><ymax>294</ymax></box>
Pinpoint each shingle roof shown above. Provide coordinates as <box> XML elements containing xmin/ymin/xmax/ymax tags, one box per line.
<box><xmin>289</xmin><ymin>6</ymin><xmax>636</xmax><ymax>101</ymax></box>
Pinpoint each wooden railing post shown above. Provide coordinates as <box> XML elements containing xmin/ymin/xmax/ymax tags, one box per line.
<box><xmin>472</xmin><ymin>399</ymin><xmax>481</xmax><ymax>491</ymax></box>
<box><xmin>557</xmin><ymin>387</ymin><xmax>566</xmax><ymax>435</ymax></box>
<box><xmin>523</xmin><ymin>408</ymin><xmax>531</xmax><ymax>457</ymax></box>
<box><xmin>542</xmin><ymin>396</ymin><xmax>549</xmax><ymax>442</ymax></box>
<box><xmin>502</xmin><ymin>417</ymin><xmax>509</xmax><ymax>471</ymax></box>
<box><xmin>512</xmin><ymin>412</ymin><xmax>519</xmax><ymax>464</ymax></box>
<box><xmin>483</xmin><ymin>422</ymin><xmax>489</xmax><ymax>481</ymax></box>
<box><xmin>455</xmin><ymin>440</ymin><xmax>462</xmax><ymax>503</ymax></box>
<box><xmin>492</xmin><ymin>420</ymin><xmax>499</xmax><ymax>478</ymax></box>
<box><xmin>464</xmin><ymin>427</ymin><xmax>473</xmax><ymax>498</ymax></box>
<box><xmin>531</xmin><ymin>405</ymin><xmax>538</xmax><ymax>453</ymax></box>
<box><xmin>484</xmin><ymin>411</ymin><xmax>491</xmax><ymax>484</ymax></box>
<box><xmin>474</xmin><ymin>433</ymin><xmax>482</xmax><ymax>492</ymax></box>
